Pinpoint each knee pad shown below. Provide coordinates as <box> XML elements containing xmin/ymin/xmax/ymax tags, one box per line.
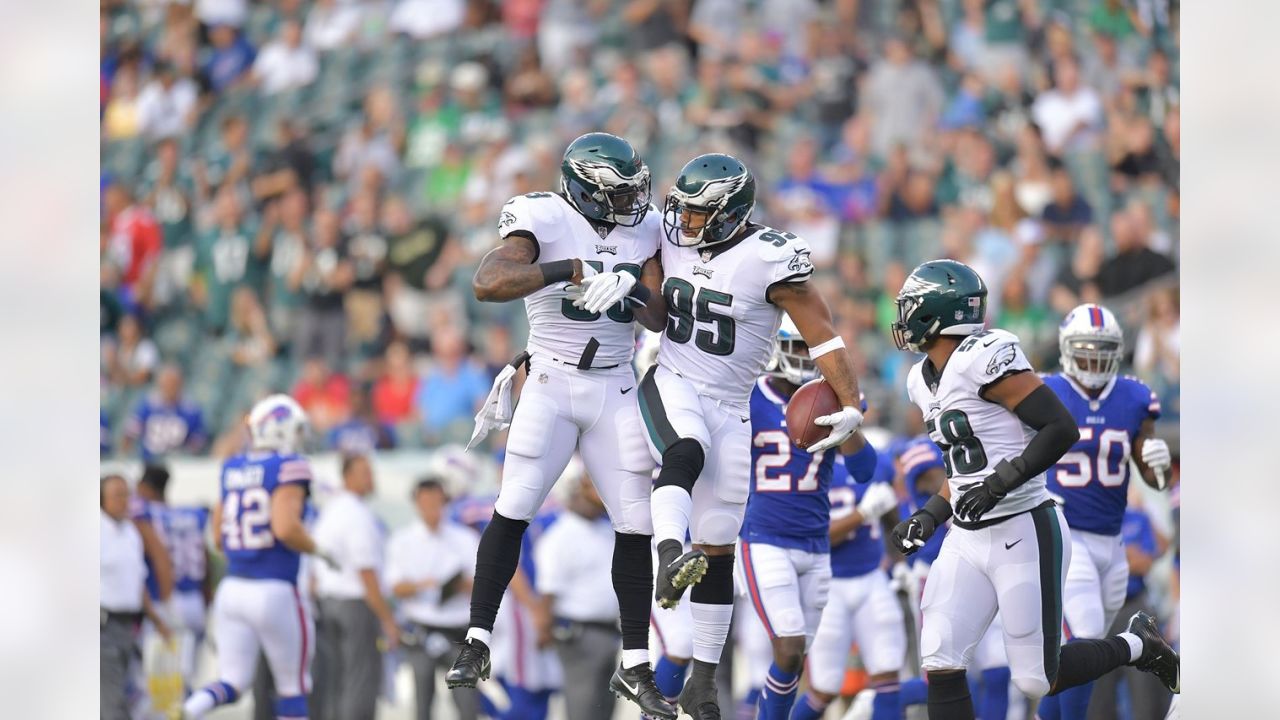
<box><xmin>1012</xmin><ymin>672</ymin><xmax>1050</xmax><ymax>701</ymax></box>
<box><xmin>655</xmin><ymin>439</ymin><xmax>704</xmax><ymax>493</ymax></box>
<box><xmin>693</xmin><ymin>506</ymin><xmax>744</xmax><ymax>546</ymax></box>
<box><xmin>275</xmin><ymin>695</ymin><xmax>308</xmax><ymax>718</ymax></box>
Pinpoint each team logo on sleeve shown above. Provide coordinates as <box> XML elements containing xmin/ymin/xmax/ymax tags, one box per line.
<box><xmin>788</xmin><ymin>250</ymin><xmax>813</xmax><ymax>274</ymax></box>
<box><xmin>985</xmin><ymin>344</ymin><xmax>1018</xmax><ymax>376</ymax></box>
<box><xmin>499</xmin><ymin>211</ymin><xmax>516</xmax><ymax>229</ymax></box>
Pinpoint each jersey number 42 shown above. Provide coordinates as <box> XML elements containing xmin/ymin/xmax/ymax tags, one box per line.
<box><xmin>222</xmin><ymin>488</ymin><xmax>274</xmax><ymax>550</ymax></box>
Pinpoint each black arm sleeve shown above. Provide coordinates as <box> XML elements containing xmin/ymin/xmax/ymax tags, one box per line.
<box><xmin>990</xmin><ymin>384</ymin><xmax>1081</xmax><ymax>492</ymax></box>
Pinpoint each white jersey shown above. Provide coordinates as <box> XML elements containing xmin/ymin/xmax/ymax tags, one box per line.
<box><xmin>499</xmin><ymin>192</ymin><xmax>661</xmax><ymax>368</ymax></box>
<box><xmin>906</xmin><ymin>328</ymin><xmax>1051</xmax><ymax>523</ymax></box>
<box><xmin>655</xmin><ymin>224</ymin><xmax>814</xmax><ymax>407</ymax></box>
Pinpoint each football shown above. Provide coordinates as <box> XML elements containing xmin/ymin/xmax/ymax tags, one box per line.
<box><xmin>785</xmin><ymin>378</ymin><xmax>841</xmax><ymax>450</ymax></box>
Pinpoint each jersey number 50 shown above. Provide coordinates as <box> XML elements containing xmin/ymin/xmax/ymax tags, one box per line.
<box><xmin>222</xmin><ymin>487</ymin><xmax>274</xmax><ymax>551</ymax></box>
<box><xmin>1055</xmin><ymin>427</ymin><xmax>1131</xmax><ymax>487</ymax></box>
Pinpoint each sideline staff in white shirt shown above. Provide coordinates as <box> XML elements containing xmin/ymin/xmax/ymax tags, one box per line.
<box><xmin>311</xmin><ymin>455</ymin><xmax>397</xmax><ymax>720</ymax></box>
<box><xmin>101</xmin><ymin>474</ymin><xmax>171</xmax><ymax>720</ymax></box>
<box><xmin>534</xmin><ymin>475</ymin><xmax>621</xmax><ymax>720</ymax></box>
<box><xmin>388</xmin><ymin>478</ymin><xmax>481</xmax><ymax>720</ymax></box>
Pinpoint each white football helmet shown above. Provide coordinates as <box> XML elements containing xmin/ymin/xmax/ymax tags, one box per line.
<box><xmin>766</xmin><ymin>314</ymin><xmax>819</xmax><ymax>386</ymax></box>
<box><xmin>247</xmin><ymin>394</ymin><xmax>310</xmax><ymax>454</ymax></box>
<box><xmin>1059</xmin><ymin>303</ymin><xmax>1124</xmax><ymax>390</ymax></box>
<box><xmin>426</xmin><ymin>444</ymin><xmax>480</xmax><ymax>497</ymax></box>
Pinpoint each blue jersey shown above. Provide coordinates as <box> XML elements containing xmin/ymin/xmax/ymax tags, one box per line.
<box><xmin>220</xmin><ymin>451</ymin><xmax>312</xmax><ymax>584</ymax></box>
<box><xmin>133</xmin><ymin>498</ymin><xmax>210</xmax><ymax>596</ymax></box>
<box><xmin>898</xmin><ymin>435</ymin><xmax>948</xmax><ymax>567</ymax></box>
<box><xmin>1122</xmin><ymin>509</ymin><xmax>1157</xmax><ymax>600</ymax></box>
<box><xmin>741</xmin><ymin>379</ymin><xmax>837</xmax><ymax>554</ymax></box>
<box><xmin>1043</xmin><ymin>374</ymin><xmax>1161</xmax><ymax>536</ymax></box>
<box><xmin>126</xmin><ymin>395</ymin><xmax>207</xmax><ymax>461</ymax></box>
<box><xmin>325</xmin><ymin>419</ymin><xmax>396</xmax><ymax>455</ymax></box>
<box><xmin>828</xmin><ymin>453</ymin><xmax>891</xmax><ymax>577</ymax></box>
<box><xmin>450</xmin><ymin>495</ymin><xmax>559</xmax><ymax>586</ymax></box>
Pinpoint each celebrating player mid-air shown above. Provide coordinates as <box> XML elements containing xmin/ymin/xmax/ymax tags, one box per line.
<box><xmin>183</xmin><ymin>394</ymin><xmax>332</xmax><ymax>720</ymax></box>
<box><xmin>1036</xmin><ymin>303</ymin><xmax>1173</xmax><ymax>720</ymax></box>
<box><xmin>887</xmin><ymin>260</ymin><xmax>1179</xmax><ymax>720</ymax></box>
<box><xmin>446</xmin><ymin>132</ymin><xmax>675</xmax><ymax>720</ymax></box>
<box><xmin>639</xmin><ymin>153</ymin><xmax>864</xmax><ymax>719</ymax></box>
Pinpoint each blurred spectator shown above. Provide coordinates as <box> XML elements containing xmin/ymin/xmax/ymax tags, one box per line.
<box><xmin>203</xmin><ymin>24</ymin><xmax>256</xmax><ymax>94</ymax></box>
<box><xmin>1032</xmin><ymin>56</ymin><xmax>1104</xmax><ymax>156</ymax></box>
<box><xmin>102</xmin><ymin>313</ymin><xmax>160</xmax><ymax>388</ymax></box>
<box><xmin>1089</xmin><ymin>0</ymin><xmax>1146</xmax><ymax>39</ymax></box>
<box><xmin>195</xmin><ymin>0</ymin><xmax>248</xmax><ymax>29</ymax></box>
<box><xmin>1109</xmin><ymin>115</ymin><xmax>1161</xmax><ymax>192</ymax></box>
<box><xmin>342</xmin><ymin>191</ymin><xmax>388</xmax><ymax>354</ymax></box>
<box><xmin>383</xmin><ymin>197</ymin><xmax>462</xmax><ymax>343</ymax></box>
<box><xmin>327</xmin><ymin>386</ymin><xmax>397</xmax><ymax>454</ymax></box>
<box><xmin>1133</xmin><ymin>286</ymin><xmax>1179</xmax><ymax>384</ymax></box>
<box><xmin>389</xmin><ymin>0</ymin><xmax>466</xmax><ymax>39</ymax></box>
<box><xmin>1134</xmin><ymin>49</ymin><xmax>1179</xmax><ymax>129</ymax></box>
<box><xmin>142</xmin><ymin>139</ymin><xmax>195</xmax><ymax>253</ymax></box>
<box><xmin>123</xmin><ymin>364</ymin><xmax>208</xmax><ymax>461</ymax></box>
<box><xmin>104</xmin><ymin>182</ymin><xmax>163</xmax><ymax>309</ymax></box>
<box><xmin>1049</xmin><ymin>225</ymin><xmax>1106</xmax><ymax>315</ymax></box>
<box><xmin>225</xmin><ymin>287</ymin><xmax>276</xmax><ymax>368</ymax></box>
<box><xmin>1041</xmin><ymin>160</ymin><xmax>1093</xmax><ymax>243</ymax></box>
<box><xmin>251</xmin><ymin>18</ymin><xmax>318</xmax><ymax>95</ymax></box>
<box><xmin>103</xmin><ymin>66</ymin><xmax>143</xmax><ymax>140</ymax></box>
<box><xmin>372</xmin><ymin>341</ymin><xmax>420</xmax><ymax>425</ymax></box>
<box><xmin>196</xmin><ymin>114</ymin><xmax>254</xmax><ymax>202</ymax></box>
<box><xmin>995</xmin><ymin>269</ymin><xmax>1052</xmax><ymax>359</ymax></box>
<box><xmin>137</xmin><ymin>60</ymin><xmax>198</xmax><ymax>140</ymax></box>
<box><xmin>292</xmin><ymin>357</ymin><xmax>352</xmax><ymax>432</ymax></box>
<box><xmin>294</xmin><ymin>208</ymin><xmax>352</xmax><ymax>368</ymax></box>
<box><xmin>621</xmin><ymin>0</ymin><xmax>687</xmax><ymax>57</ymax></box>
<box><xmin>192</xmin><ymin>186</ymin><xmax>260</xmax><ymax>334</ymax></box>
<box><xmin>505</xmin><ymin>46</ymin><xmax>560</xmax><ymax>113</ymax></box>
<box><xmin>262</xmin><ymin>187</ymin><xmax>309</xmax><ymax>340</ymax></box>
<box><xmin>538</xmin><ymin>0</ymin><xmax>604</xmax><ymax>74</ymax></box>
<box><xmin>304</xmin><ymin>0</ymin><xmax>361</xmax><ymax>52</ymax></box>
<box><xmin>334</xmin><ymin>87</ymin><xmax>403</xmax><ymax>194</ymax></box>
<box><xmin>253</xmin><ymin>118</ymin><xmax>318</xmax><ymax>203</ymax></box>
<box><xmin>1095</xmin><ymin>208</ymin><xmax>1175</xmax><ymax>297</ymax></box>
<box><xmin>688</xmin><ymin>0</ymin><xmax>743</xmax><ymax>61</ymax></box>
<box><xmin>862</xmin><ymin>34</ymin><xmax>944</xmax><ymax>161</ymax></box>
<box><xmin>414</xmin><ymin>326</ymin><xmax>489</xmax><ymax>440</ymax></box>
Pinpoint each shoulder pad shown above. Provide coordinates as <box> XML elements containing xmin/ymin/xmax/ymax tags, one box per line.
<box><xmin>952</xmin><ymin>329</ymin><xmax>1032</xmax><ymax>386</ymax></box>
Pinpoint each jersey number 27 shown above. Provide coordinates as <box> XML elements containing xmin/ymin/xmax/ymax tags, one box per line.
<box><xmin>754</xmin><ymin>430</ymin><xmax>824</xmax><ymax>492</ymax></box>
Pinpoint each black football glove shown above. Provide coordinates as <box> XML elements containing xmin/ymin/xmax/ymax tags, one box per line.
<box><xmin>954</xmin><ymin>459</ymin><xmax>1023</xmax><ymax>523</ymax></box>
<box><xmin>891</xmin><ymin>495</ymin><xmax>952</xmax><ymax>555</ymax></box>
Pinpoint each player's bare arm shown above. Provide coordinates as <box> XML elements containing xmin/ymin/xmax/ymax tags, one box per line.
<box><xmin>269</xmin><ymin>483</ymin><xmax>319</xmax><ymax>555</ymax></box>
<box><xmin>1132</xmin><ymin>418</ymin><xmax>1160</xmax><ymax>488</ymax></box>
<box><xmin>629</xmin><ymin>252</ymin><xmax>668</xmax><ymax>332</ymax></box>
<box><xmin>767</xmin><ymin>280</ymin><xmax>861</xmax><ymax>406</ymax></box>
<box><xmin>473</xmin><ymin>233</ymin><xmax>583</xmax><ymax>302</ymax></box>
<box><xmin>135</xmin><ymin>517</ymin><xmax>175</xmax><ymax>601</ymax></box>
<box><xmin>210</xmin><ymin>499</ymin><xmax>224</xmax><ymax>552</ymax></box>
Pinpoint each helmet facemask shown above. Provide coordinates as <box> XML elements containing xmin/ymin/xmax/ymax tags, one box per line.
<box><xmin>892</xmin><ymin>294</ymin><xmax>939</xmax><ymax>352</ymax></box>
<box><xmin>661</xmin><ymin>181</ymin><xmax>754</xmax><ymax>248</ymax></box>
<box><xmin>767</xmin><ymin>336</ymin><xmax>818</xmax><ymax>386</ymax></box>
<box><xmin>1061</xmin><ymin>336</ymin><xmax>1122</xmax><ymax>389</ymax></box>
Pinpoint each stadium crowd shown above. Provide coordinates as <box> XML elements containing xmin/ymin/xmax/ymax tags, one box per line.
<box><xmin>101</xmin><ymin>0</ymin><xmax>1180</xmax><ymax>460</ymax></box>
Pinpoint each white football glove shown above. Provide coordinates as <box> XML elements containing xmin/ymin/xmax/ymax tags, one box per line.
<box><xmin>808</xmin><ymin>405</ymin><xmax>865</xmax><ymax>453</ymax></box>
<box><xmin>889</xmin><ymin>561</ymin><xmax>920</xmax><ymax>597</ymax></box>
<box><xmin>312</xmin><ymin>548</ymin><xmax>341</xmax><ymax>572</ymax></box>
<box><xmin>466</xmin><ymin>361</ymin><xmax>521</xmax><ymax>450</ymax></box>
<box><xmin>576</xmin><ymin>269</ymin><xmax>637</xmax><ymax>315</ymax></box>
<box><xmin>856</xmin><ymin>482</ymin><xmax>898</xmax><ymax>521</ymax></box>
<box><xmin>562</xmin><ymin>261</ymin><xmax>598</xmax><ymax>305</ymax></box>
<box><xmin>1141</xmin><ymin>438</ymin><xmax>1172</xmax><ymax>489</ymax></box>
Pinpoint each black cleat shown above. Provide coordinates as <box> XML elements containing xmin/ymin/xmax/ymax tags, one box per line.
<box><xmin>1126</xmin><ymin>611</ymin><xmax>1179</xmax><ymax>693</ymax></box>
<box><xmin>677</xmin><ymin>673</ymin><xmax>722</xmax><ymax>720</ymax></box>
<box><xmin>610</xmin><ymin>663</ymin><xmax>677</xmax><ymax>720</ymax></box>
<box><xmin>445</xmin><ymin>638</ymin><xmax>491</xmax><ymax>688</ymax></box>
<box><xmin>655</xmin><ymin>548</ymin><xmax>708</xmax><ymax>610</ymax></box>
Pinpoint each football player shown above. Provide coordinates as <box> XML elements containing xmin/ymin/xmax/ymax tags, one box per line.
<box><xmin>887</xmin><ymin>260</ymin><xmax>1179</xmax><ymax>720</ymax></box>
<box><xmin>1035</xmin><ymin>304</ymin><xmax>1171</xmax><ymax>720</ymax></box>
<box><xmin>446</xmin><ymin>132</ymin><xmax>675</xmax><ymax>720</ymax></box>
<box><xmin>640</xmin><ymin>154</ymin><xmax>865</xmax><ymax>719</ymax></box>
<box><xmin>737</xmin><ymin>317</ymin><xmax>881</xmax><ymax>719</ymax></box>
<box><xmin>183</xmin><ymin>395</ymin><xmax>335</xmax><ymax>719</ymax></box>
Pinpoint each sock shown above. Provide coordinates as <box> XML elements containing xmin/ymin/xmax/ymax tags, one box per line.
<box><xmin>652</xmin><ymin>486</ymin><xmax>693</xmax><ymax>544</ymax></box>
<box><xmin>979</xmin><ymin>667</ymin><xmax>1010</xmax><ymax>720</ymax></box>
<box><xmin>689</xmin><ymin>554</ymin><xmax>735</xmax><ymax>664</ymax></box>
<box><xmin>759</xmin><ymin>664</ymin><xmax>800</xmax><ymax>719</ymax></box>
<box><xmin>927</xmin><ymin>669</ymin><xmax>975</xmax><ymax>720</ymax></box>
<box><xmin>1053</xmin><ymin>681</ymin><xmax>1093</xmax><ymax>719</ymax></box>
<box><xmin>1038</xmin><ymin>694</ymin><xmax>1061</xmax><ymax>720</ymax></box>
<box><xmin>900</xmin><ymin>677</ymin><xmax>928</xmax><ymax>707</ymax></box>
<box><xmin>871</xmin><ymin>679</ymin><xmax>901</xmax><ymax>720</ymax></box>
<box><xmin>182</xmin><ymin>681</ymin><xmax>237</xmax><ymax>718</ymax></box>
<box><xmin>789</xmin><ymin>693</ymin><xmax>828</xmax><ymax>720</ymax></box>
<box><xmin>275</xmin><ymin>694</ymin><xmax>307</xmax><ymax>719</ymax></box>
<box><xmin>469</xmin><ymin>512</ymin><xmax>530</xmax><ymax>632</ymax></box>
<box><xmin>1117</xmin><ymin>632</ymin><xmax>1143</xmax><ymax>662</ymax></box>
<box><xmin>1050</xmin><ymin>638</ymin><xmax>1131</xmax><ymax>694</ymax></box>
<box><xmin>654</xmin><ymin>656</ymin><xmax>688</xmax><ymax>700</ymax></box>
<box><xmin>613</xmin><ymin>531</ymin><xmax>654</xmax><ymax>667</ymax></box>
<box><xmin>465</xmin><ymin>628</ymin><xmax>492</xmax><ymax>647</ymax></box>
<box><xmin>740</xmin><ymin>686</ymin><xmax>761</xmax><ymax>718</ymax></box>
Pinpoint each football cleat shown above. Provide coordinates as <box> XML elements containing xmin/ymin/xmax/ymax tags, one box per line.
<box><xmin>655</xmin><ymin>548</ymin><xmax>708</xmax><ymax>609</ymax></box>
<box><xmin>1126</xmin><ymin>611</ymin><xmax>1179</xmax><ymax>693</ymax></box>
<box><xmin>445</xmin><ymin>638</ymin><xmax>491</xmax><ymax>688</ymax></box>
<box><xmin>610</xmin><ymin>663</ymin><xmax>677</xmax><ymax>720</ymax></box>
<box><xmin>678</xmin><ymin>673</ymin><xmax>722</xmax><ymax>720</ymax></box>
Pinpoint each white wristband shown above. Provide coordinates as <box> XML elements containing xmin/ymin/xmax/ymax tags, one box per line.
<box><xmin>807</xmin><ymin>335</ymin><xmax>846</xmax><ymax>360</ymax></box>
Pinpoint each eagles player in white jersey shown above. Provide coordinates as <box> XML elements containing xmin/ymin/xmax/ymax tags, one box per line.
<box><xmin>638</xmin><ymin>153</ymin><xmax>865</xmax><ymax>720</ymax></box>
<box><xmin>445</xmin><ymin>132</ymin><xmax>676</xmax><ymax>720</ymax></box>
<box><xmin>887</xmin><ymin>260</ymin><xmax>1179</xmax><ymax>720</ymax></box>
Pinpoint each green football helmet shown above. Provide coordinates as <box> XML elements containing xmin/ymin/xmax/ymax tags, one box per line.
<box><xmin>559</xmin><ymin>132</ymin><xmax>652</xmax><ymax>227</ymax></box>
<box><xmin>891</xmin><ymin>259</ymin><xmax>989</xmax><ymax>352</ymax></box>
<box><xmin>662</xmin><ymin>153</ymin><xmax>757</xmax><ymax>247</ymax></box>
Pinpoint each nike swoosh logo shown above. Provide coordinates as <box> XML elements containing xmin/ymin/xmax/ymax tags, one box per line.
<box><xmin>740</xmin><ymin>417</ymin><xmax>750</xmax><ymax>423</ymax></box>
<box><xmin>983</xmin><ymin>336</ymin><xmax>999</xmax><ymax>347</ymax></box>
<box><xmin>621</xmin><ymin>387</ymin><xmax>634</xmax><ymax>395</ymax></box>
<box><xmin>1005</xmin><ymin>539</ymin><xmax>1023</xmax><ymax>550</ymax></box>
<box><xmin>619</xmin><ymin>678</ymin><xmax>639</xmax><ymax>696</ymax></box>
